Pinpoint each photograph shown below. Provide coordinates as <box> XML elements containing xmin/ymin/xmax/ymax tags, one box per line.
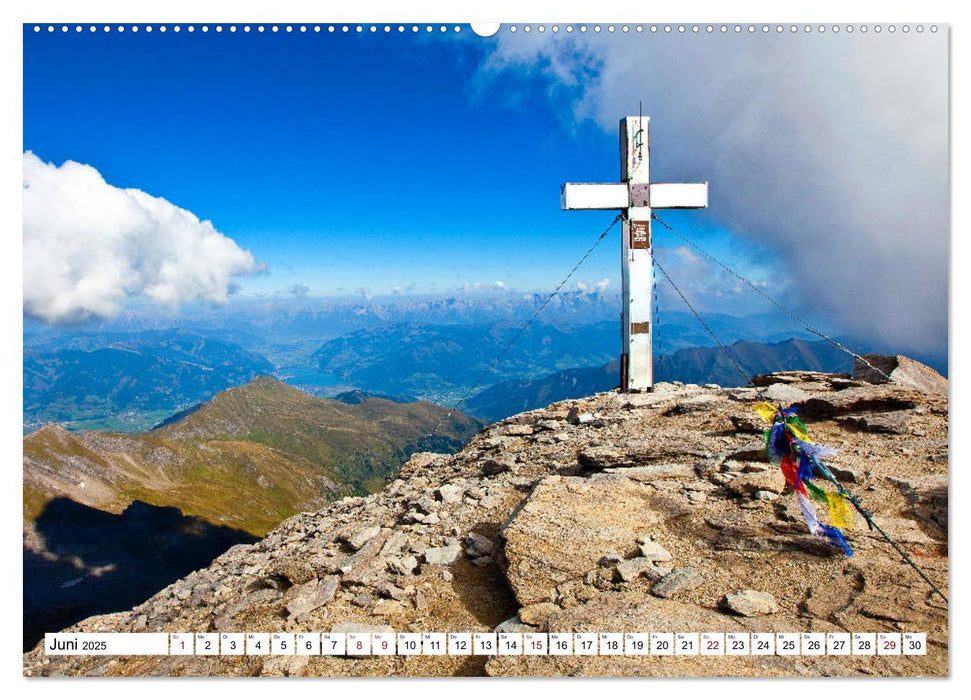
<box><xmin>20</xmin><ymin>17</ymin><xmax>948</xmax><ymax>678</ymax></box>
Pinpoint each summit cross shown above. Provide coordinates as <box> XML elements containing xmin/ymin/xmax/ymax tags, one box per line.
<box><xmin>561</xmin><ymin>116</ymin><xmax>708</xmax><ymax>392</ymax></box>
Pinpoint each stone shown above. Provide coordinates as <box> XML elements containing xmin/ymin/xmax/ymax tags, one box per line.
<box><xmin>424</xmin><ymin>543</ymin><xmax>462</xmax><ymax>566</ymax></box>
<box><xmin>762</xmin><ymin>383</ymin><xmax>811</xmax><ymax>405</ymax></box>
<box><xmin>285</xmin><ymin>576</ymin><xmax>339</xmax><ymax>618</ymax></box>
<box><xmin>615</xmin><ymin>557</ymin><xmax>668</xmax><ymax>583</ymax></box>
<box><xmin>637</xmin><ymin>541</ymin><xmax>672</xmax><ymax>562</ymax></box>
<box><xmin>599</xmin><ymin>553</ymin><xmax>623</xmax><ymax>567</ymax></box>
<box><xmin>340</xmin><ymin>529</ymin><xmax>392</xmax><ymax>584</ymax></box>
<box><xmin>839</xmin><ymin>413</ymin><xmax>912</xmax><ymax>434</ymax></box>
<box><xmin>414</xmin><ymin>496</ymin><xmax>437</xmax><ymax>514</ymax></box>
<box><xmin>388</xmin><ymin>555</ymin><xmax>419</xmax><ymax>575</ymax></box>
<box><xmin>472</xmin><ymin>556</ymin><xmax>493</xmax><ymax>567</ymax></box>
<box><xmin>799</xmin><ymin>387</ymin><xmax>919</xmax><ymax>420</ymax></box>
<box><xmin>753</xmin><ymin>490</ymin><xmax>778</xmax><ymax>501</ymax></box>
<box><xmin>720</xmin><ymin>590</ymin><xmax>779</xmax><ymax>617</ymax></box>
<box><xmin>497</xmin><ymin>423</ymin><xmax>534</xmax><ymax>436</ymax></box>
<box><xmin>604</xmin><ymin>463</ymin><xmax>697</xmax><ymax>480</ymax></box>
<box><xmin>464</xmin><ymin>532</ymin><xmax>494</xmax><ymax>557</ymax></box>
<box><xmin>373</xmin><ymin>599</ymin><xmax>405</xmax><ymax>616</ymax></box>
<box><xmin>343</xmin><ymin>525</ymin><xmax>381</xmax><ymax>551</ymax></box>
<box><xmin>375</xmin><ymin>583</ymin><xmax>407</xmax><ymax>601</ymax></box>
<box><xmin>437</xmin><ymin>484</ymin><xmax>465</xmax><ymax>504</ymax></box>
<box><xmin>730</xmin><ymin>414</ymin><xmax>764</xmax><ymax>433</ymax></box>
<box><xmin>495</xmin><ymin>616</ymin><xmax>534</xmax><ymax>633</ymax></box>
<box><xmin>500</xmin><ymin>475</ymin><xmax>662</xmax><ymax>605</ymax></box>
<box><xmin>378</xmin><ymin>530</ymin><xmax>409</xmax><ymax>558</ymax></box>
<box><xmin>830</xmin><ymin>466</ymin><xmax>860</xmax><ymax>484</ymax></box>
<box><xmin>725</xmin><ymin>442</ymin><xmax>769</xmax><ymax>462</ymax></box>
<box><xmin>270</xmin><ymin>558</ymin><xmax>316</xmax><ymax>585</ymax></box>
<box><xmin>751</xmin><ymin>370</ymin><xmax>839</xmax><ymax>387</ymax></box>
<box><xmin>853</xmin><ymin>354</ymin><xmax>947</xmax><ymax>394</ymax></box>
<box><xmin>566</xmin><ymin>406</ymin><xmax>596</xmax><ymax>425</ymax></box>
<box><xmin>666</xmin><ymin>395</ymin><xmax>722</xmax><ymax>415</ymax></box>
<box><xmin>481</xmin><ymin>436</ymin><xmax>514</xmax><ymax>450</ymax></box>
<box><xmin>518</xmin><ymin>602</ymin><xmax>559</xmax><ymax>626</ymax></box>
<box><xmin>651</xmin><ymin>567</ymin><xmax>703</xmax><ymax>599</ymax></box>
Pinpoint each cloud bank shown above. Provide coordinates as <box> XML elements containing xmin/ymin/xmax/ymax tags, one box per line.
<box><xmin>479</xmin><ymin>30</ymin><xmax>948</xmax><ymax>357</ymax></box>
<box><xmin>23</xmin><ymin>152</ymin><xmax>256</xmax><ymax>324</ymax></box>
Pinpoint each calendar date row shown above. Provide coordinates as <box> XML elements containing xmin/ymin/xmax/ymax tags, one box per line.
<box><xmin>45</xmin><ymin>631</ymin><xmax>928</xmax><ymax>657</ymax></box>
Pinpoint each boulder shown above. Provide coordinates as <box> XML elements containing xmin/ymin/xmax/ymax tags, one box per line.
<box><xmin>839</xmin><ymin>412</ymin><xmax>913</xmax><ymax>434</ymax></box>
<box><xmin>464</xmin><ymin>532</ymin><xmax>494</xmax><ymax>557</ymax></box>
<box><xmin>853</xmin><ymin>354</ymin><xmax>947</xmax><ymax>394</ymax></box>
<box><xmin>651</xmin><ymin>567</ymin><xmax>703</xmax><ymax>599</ymax></box>
<box><xmin>500</xmin><ymin>475</ymin><xmax>661</xmax><ymax>605</ymax></box>
<box><xmin>604</xmin><ymin>464</ymin><xmax>697</xmax><ymax>480</ymax></box>
<box><xmin>437</xmin><ymin>484</ymin><xmax>465</xmax><ymax>504</ymax></box>
<box><xmin>615</xmin><ymin>557</ymin><xmax>669</xmax><ymax>582</ymax></box>
<box><xmin>720</xmin><ymin>589</ymin><xmax>778</xmax><ymax>616</ymax></box>
<box><xmin>343</xmin><ymin>525</ymin><xmax>380</xmax><ymax>551</ymax></box>
<box><xmin>637</xmin><ymin>540</ymin><xmax>672</xmax><ymax>562</ymax></box>
<box><xmin>424</xmin><ymin>543</ymin><xmax>462</xmax><ymax>566</ymax></box>
<box><xmin>890</xmin><ymin>475</ymin><xmax>948</xmax><ymax>532</ymax></box>
<box><xmin>762</xmin><ymin>383</ymin><xmax>811</xmax><ymax>405</ymax></box>
<box><xmin>284</xmin><ymin>576</ymin><xmax>339</xmax><ymax>619</ymax></box>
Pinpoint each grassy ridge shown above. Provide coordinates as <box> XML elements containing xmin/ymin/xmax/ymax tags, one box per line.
<box><xmin>24</xmin><ymin>377</ymin><xmax>483</xmax><ymax>536</ymax></box>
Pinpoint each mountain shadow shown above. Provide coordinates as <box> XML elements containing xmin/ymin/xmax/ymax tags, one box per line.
<box><xmin>24</xmin><ymin>498</ymin><xmax>256</xmax><ymax>652</ymax></box>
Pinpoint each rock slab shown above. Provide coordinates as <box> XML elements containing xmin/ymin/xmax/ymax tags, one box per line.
<box><xmin>501</xmin><ymin>475</ymin><xmax>661</xmax><ymax>605</ymax></box>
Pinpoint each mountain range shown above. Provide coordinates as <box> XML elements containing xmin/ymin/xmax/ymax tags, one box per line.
<box><xmin>311</xmin><ymin>321</ymin><xmax>619</xmax><ymax>404</ymax></box>
<box><xmin>463</xmin><ymin>338</ymin><xmax>854</xmax><ymax>421</ymax></box>
<box><xmin>23</xmin><ymin>330</ymin><xmax>274</xmax><ymax>432</ymax></box>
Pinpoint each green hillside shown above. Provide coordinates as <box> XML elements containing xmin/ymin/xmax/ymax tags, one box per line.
<box><xmin>24</xmin><ymin>377</ymin><xmax>483</xmax><ymax>536</ymax></box>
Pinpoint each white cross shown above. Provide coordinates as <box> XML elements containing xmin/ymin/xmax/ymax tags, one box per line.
<box><xmin>561</xmin><ymin>116</ymin><xmax>708</xmax><ymax>392</ymax></box>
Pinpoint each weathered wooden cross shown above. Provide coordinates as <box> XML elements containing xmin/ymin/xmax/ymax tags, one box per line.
<box><xmin>561</xmin><ymin>116</ymin><xmax>708</xmax><ymax>392</ymax></box>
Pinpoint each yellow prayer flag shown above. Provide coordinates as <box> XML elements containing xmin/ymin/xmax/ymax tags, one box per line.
<box><xmin>788</xmin><ymin>422</ymin><xmax>809</xmax><ymax>442</ymax></box>
<box><xmin>826</xmin><ymin>492</ymin><xmax>854</xmax><ymax>531</ymax></box>
<box><xmin>753</xmin><ymin>402</ymin><xmax>777</xmax><ymax>422</ymax></box>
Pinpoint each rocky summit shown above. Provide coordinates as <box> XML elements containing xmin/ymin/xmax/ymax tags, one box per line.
<box><xmin>24</xmin><ymin>360</ymin><xmax>948</xmax><ymax>677</ymax></box>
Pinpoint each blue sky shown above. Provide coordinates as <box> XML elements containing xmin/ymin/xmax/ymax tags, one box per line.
<box><xmin>22</xmin><ymin>26</ymin><xmax>749</xmax><ymax>299</ymax></box>
<box><xmin>22</xmin><ymin>24</ymin><xmax>948</xmax><ymax>359</ymax></box>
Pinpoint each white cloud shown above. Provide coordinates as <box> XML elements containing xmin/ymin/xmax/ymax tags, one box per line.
<box><xmin>478</xmin><ymin>32</ymin><xmax>948</xmax><ymax>356</ymax></box>
<box><xmin>23</xmin><ymin>152</ymin><xmax>257</xmax><ymax>324</ymax></box>
<box><xmin>460</xmin><ymin>280</ymin><xmax>510</xmax><ymax>293</ymax></box>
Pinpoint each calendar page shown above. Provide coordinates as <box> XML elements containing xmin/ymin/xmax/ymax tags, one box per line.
<box><xmin>18</xmin><ymin>1</ymin><xmax>951</xmax><ymax>684</ymax></box>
